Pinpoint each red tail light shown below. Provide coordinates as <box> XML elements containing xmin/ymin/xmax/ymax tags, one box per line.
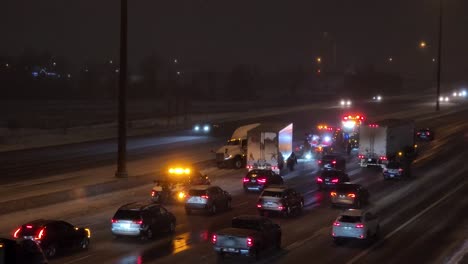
<box><xmin>133</xmin><ymin>220</ymin><xmax>143</xmax><ymax>225</ymax></box>
<box><xmin>257</xmin><ymin>178</ymin><xmax>267</xmax><ymax>184</ymax></box>
<box><xmin>331</xmin><ymin>178</ymin><xmax>339</xmax><ymax>183</ymax></box>
<box><xmin>330</xmin><ymin>192</ymin><xmax>337</xmax><ymax>197</ymax></box>
<box><xmin>347</xmin><ymin>193</ymin><xmax>356</xmax><ymax>198</ymax></box>
<box><xmin>271</xmin><ymin>166</ymin><xmax>278</xmax><ymax>171</ymax></box>
<box><xmin>256</xmin><ymin>204</ymin><xmax>262</xmax><ymax>208</ymax></box>
<box><xmin>379</xmin><ymin>156</ymin><xmax>387</xmax><ymax>160</ymax></box>
<box><xmin>247</xmin><ymin>237</ymin><xmax>254</xmax><ymax>247</ymax></box>
<box><xmin>111</xmin><ymin>218</ymin><xmax>117</xmax><ymax>223</ymax></box>
<box><xmin>332</xmin><ymin>160</ymin><xmax>337</xmax><ymax>164</ymax></box>
<box><xmin>426</xmin><ymin>132</ymin><xmax>430</xmax><ymax>135</ymax></box>
<box><xmin>398</xmin><ymin>168</ymin><xmax>404</xmax><ymax>172</ymax></box>
<box><xmin>201</xmin><ymin>195</ymin><xmax>209</xmax><ymax>199</ymax></box>
<box><xmin>26</xmin><ymin>225</ymin><xmax>33</xmax><ymax>229</ymax></box>
<box><xmin>318</xmin><ymin>160</ymin><xmax>322</xmax><ymax>164</ymax></box>
<box><xmin>35</xmin><ymin>228</ymin><xmax>45</xmax><ymax>240</ymax></box>
<box><xmin>417</xmin><ymin>132</ymin><xmax>421</xmax><ymax>135</ymax></box>
<box><xmin>355</xmin><ymin>223</ymin><xmax>364</xmax><ymax>228</ymax></box>
<box><xmin>333</xmin><ymin>222</ymin><xmax>340</xmax><ymax>226</ymax></box>
<box><xmin>151</xmin><ymin>190</ymin><xmax>156</xmax><ymax>197</ymax></box>
<box><xmin>246</xmin><ymin>165</ymin><xmax>253</xmax><ymax>169</ymax></box>
<box><xmin>358</xmin><ymin>154</ymin><xmax>365</xmax><ymax>159</ymax></box>
<box><xmin>212</xmin><ymin>234</ymin><xmax>217</xmax><ymax>244</ymax></box>
<box><xmin>278</xmin><ymin>205</ymin><xmax>284</xmax><ymax>210</ymax></box>
<box><xmin>243</xmin><ymin>178</ymin><xmax>250</xmax><ymax>183</ymax></box>
<box><xmin>317</xmin><ymin>177</ymin><xmax>323</xmax><ymax>183</ymax></box>
<box><xmin>13</xmin><ymin>227</ymin><xmax>21</xmax><ymax>238</ymax></box>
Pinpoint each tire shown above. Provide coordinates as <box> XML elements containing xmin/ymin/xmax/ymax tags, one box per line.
<box><xmin>233</xmin><ymin>157</ymin><xmax>243</xmax><ymax>169</ymax></box>
<box><xmin>44</xmin><ymin>244</ymin><xmax>57</xmax><ymax>258</ymax></box>
<box><xmin>80</xmin><ymin>237</ymin><xmax>90</xmax><ymax>250</ymax></box>
<box><xmin>169</xmin><ymin>221</ymin><xmax>176</xmax><ymax>233</ymax></box>
<box><xmin>226</xmin><ymin>200</ymin><xmax>232</xmax><ymax>210</ymax></box>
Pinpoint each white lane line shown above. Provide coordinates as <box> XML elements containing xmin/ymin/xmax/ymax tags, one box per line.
<box><xmin>445</xmin><ymin>239</ymin><xmax>468</xmax><ymax>264</ymax></box>
<box><xmin>346</xmin><ymin>181</ymin><xmax>466</xmax><ymax>264</ymax></box>
<box><xmin>63</xmin><ymin>254</ymin><xmax>94</xmax><ymax>264</ymax></box>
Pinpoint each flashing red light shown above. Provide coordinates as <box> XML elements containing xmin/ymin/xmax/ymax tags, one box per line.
<box><xmin>355</xmin><ymin>223</ymin><xmax>364</xmax><ymax>228</ymax></box>
<box><xmin>356</xmin><ymin>115</ymin><xmax>360</xmax><ymax>119</ymax></box>
<box><xmin>247</xmin><ymin>237</ymin><xmax>254</xmax><ymax>247</ymax></box>
<box><xmin>212</xmin><ymin>234</ymin><xmax>217</xmax><ymax>244</ymax></box>
<box><xmin>331</xmin><ymin>178</ymin><xmax>339</xmax><ymax>183</ymax></box>
<box><xmin>256</xmin><ymin>204</ymin><xmax>262</xmax><ymax>208</ymax></box>
<box><xmin>317</xmin><ymin>177</ymin><xmax>323</xmax><ymax>183</ymax></box>
<box><xmin>35</xmin><ymin>228</ymin><xmax>45</xmax><ymax>240</ymax></box>
<box><xmin>332</xmin><ymin>160</ymin><xmax>337</xmax><ymax>164</ymax></box>
<box><xmin>348</xmin><ymin>115</ymin><xmax>352</xmax><ymax>119</ymax></box>
<box><xmin>111</xmin><ymin>219</ymin><xmax>117</xmax><ymax>224</ymax></box>
<box><xmin>133</xmin><ymin>220</ymin><xmax>143</xmax><ymax>225</ymax></box>
<box><xmin>333</xmin><ymin>222</ymin><xmax>340</xmax><ymax>226</ymax></box>
<box><xmin>13</xmin><ymin>228</ymin><xmax>21</xmax><ymax>238</ymax></box>
<box><xmin>201</xmin><ymin>195</ymin><xmax>209</xmax><ymax>199</ymax></box>
<box><xmin>243</xmin><ymin>178</ymin><xmax>250</xmax><ymax>183</ymax></box>
<box><xmin>344</xmin><ymin>116</ymin><xmax>348</xmax><ymax>120</ymax></box>
<box><xmin>369</xmin><ymin>124</ymin><xmax>379</xmax><ymax>128</ymax></box>
<box><xmin>347</xmin><ymin>193</ymin><xmax>356</xmax><ymax>198</ymax></box>
<box><xmin>257</xmin><ymin>178</ymin><xmax>267</xmax><ymax>184</ymax></box>
<box><xmin>330</xmin><ymin>192</ymin><xmax>337</xmax><ymax>197</ymax></box>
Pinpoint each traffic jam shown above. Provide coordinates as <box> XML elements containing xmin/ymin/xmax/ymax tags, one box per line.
<box><xmin>6</xmin><ymin>111</ymin><xmax>434</xmax><ymax>263</ymax></box>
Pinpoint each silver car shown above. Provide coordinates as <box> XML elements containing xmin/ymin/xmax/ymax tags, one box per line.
<box><xmin>332</xmin><ymin>209</ymin><xmax>379</xmax><ymax>244</ymax></box>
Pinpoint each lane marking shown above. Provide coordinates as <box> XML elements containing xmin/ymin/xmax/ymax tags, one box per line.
<box><xmin>445</xmin><ymin>239</ymin><xmax>468</xmax><ymax>264</ymax></box>
<box><xmin>346</xmin><ymin>181</ymin><xmax>467</xmax><ymax>264</ymax></box>
<box><xmin>63</xmin><ymin>254</ymin><xmax>94</xmax><ymax>264</ymax></box>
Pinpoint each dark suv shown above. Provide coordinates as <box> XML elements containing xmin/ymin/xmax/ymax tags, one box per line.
<box><xmin>316</xmin><ymin>170</ymin><xmax>350</xmax><ymax>189</ymax></box>
<box><xmin>1</xmin><ymin>238</ymin><xmax>48</xmax><ymax>264</ymax></box>
<box><xmin>111</xmin><ymin>202</ymin><xmax>176</xmax><ymax>240</ymax></box>
<box><xmin>330</xmin><ymin>183</ymin><xmax>369</xmax><ymax>208</ymax></box>
<box><xmin>257</xmin><ymin>186</ymin><xmax>304</xmax><ymax>217</ymax></box>
<box><xmin>318</xmin><ymin>154</ymin><xmax>346</xmax><ymax>171</ymax></box>
<box><xmin>243</xmin><ymin>169</ymin><xmax>284</xmax><ymax>192</ymax></box>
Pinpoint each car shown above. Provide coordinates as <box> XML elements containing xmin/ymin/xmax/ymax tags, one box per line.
<box><xmin>256</xmin><ymin>186</ymin><xmax>304</xmax><ymax>217</ymax></box>
<box><xmin>318</xmin><ymin>154</ymin><xmax>346</xmax><ymax>171</ymax></box>
<box><xmin>111</xmin><ymin>202</ymin><xmax>176</xmax><ymax>239</ymax></box>
<box><xmin>193</xmin><ymin>123</ymin><xmax>219</xmax><ymax>134</ymax></box>
<box><xmin>12</xmin><ymin>220</ymin><xmax>91</xmax><ymax>258</ymax></box>
<box><xmin>316</xmin><ymin>170</ymin><xmax>350</xmax><ymax>189</ymax></box>
<box><xmin>330</xmin><ymin>183</ymin><xmax>369</xmax><ymax>208</ymax></box>
<box><xmin>383</xmin><ymin>161</ymin><xmax>411</xmax><ymax>179</ymax></box>
<box><xmin>340</xmin><ymin>99</ymin><xmax>352</xmax><ymax>106</ymax></box>
<box><xmin>416</xmin><ymin>128</ymin><xmax>434</xmax><ymax>141</ymax></box>
<box><xmin>372</xmin><ymin>95</ymin><xmax>382</xmax><ymax>101</ymax></box>
<box><xmin>332</xmin><ymin>209</ymin><xmax>380</xmax><ymax>244</ymax></box>
<box><xmin>185</xmin><ymin>185</ymin><xmax>232</xmax><ymax>215</ymax></box>
<box><xmin>1</xmin><ymin>237</ymin><xmax>48</xmax><ymax>264</ymax></box>
<box><xmin>243</xmin><ymin>169</ymin><xmax>284</xmax><ymax>192</ymax></box>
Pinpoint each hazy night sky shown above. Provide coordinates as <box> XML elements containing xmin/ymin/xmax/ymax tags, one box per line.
<box><xmin>1</xmin><ymin>0</ymin><xmax>467</xmax><ymax>80</ymax></box>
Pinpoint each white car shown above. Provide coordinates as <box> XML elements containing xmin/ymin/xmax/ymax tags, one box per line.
<box><xmin>332</xmin><ymin>209</ymin><xmax>379</xmax><ymax>244</ymax></box>
<box><xmin>340</xmin><ymin>99</ymin><xmax>352</xmax><ymax>106</ymax></box>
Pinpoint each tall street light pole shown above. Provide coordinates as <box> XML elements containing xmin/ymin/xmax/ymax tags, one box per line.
<box><xmin>436</xmin><ymin>0</ymin><xmax>443</xmax><ymax>111</ymax></box>
<box><xmin>116</xmin><ymin>0</ymin><xmax>128</xmax><ymax>178</ymax></box>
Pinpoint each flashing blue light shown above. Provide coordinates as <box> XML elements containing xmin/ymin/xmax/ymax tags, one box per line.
<box><xmin>32</xmin><ymin>72</ymin><xmax>39</xmax><ymax>77</ymax></box>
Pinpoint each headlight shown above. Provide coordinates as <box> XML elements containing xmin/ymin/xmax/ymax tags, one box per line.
<box><xmin>194</xmin><ymin>125</ymin><xmax>200</xmax><ymax>131</ymax></box>
<box><xmin>377</xmin><ymin>96</ymin><xmax>382</xmax><ymax>101</ymax></box>
<box><xmin>203</xmin><ymin>125</ymin><xmax>210</xmax><ymax>132</ymax></box>
<box><xmin>324</xmin><ymin>136</ymin><xmax>331</xmax><ymax>142</ymax></box>
<box><xmin>439</xmin><ymin>96</ymin><xmax>444</xmax><ymax>102</ymax></box>
<box><xmin>445</xmin><ymin>96</ymin><xmax>449</xmax><ymax>102</ymax></box>
<box><xmin>305</xmin><ymin>153</ymin><xmax>312</xmax><ymax>160</ymax></box>
<box><xmin>453</xmin><ymin>92</ymin><xmax>458</xmax><ymax>97</ymax></box>
<box><xmin>346</xmin><ymin>100</ymin><xmax>351</xmax><ymax>106</ymax></box>
<box><xmin>178</xmin><ymin>192</ymin><xmax>186</xmax><ymax>200</ymax></box>
<box><xmin>340</xmin><ymin>100</ymin><xmax>345</xmax><ymax>106</ymax></box>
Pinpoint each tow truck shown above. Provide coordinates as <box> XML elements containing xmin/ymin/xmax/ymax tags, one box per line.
<box><xmin>307</xmin><ymin>124</ymin><xmax>340</xmax><ymax>157</ymax></box>
<box><xmin>151</xmin><ymin>166</ymin><xmax>210</xmax><ymax>204</ymax></box>
<box><xmin>340</xmin><ymin>114</ymin><xmax>365</xmax><ymax>152</ymax></box>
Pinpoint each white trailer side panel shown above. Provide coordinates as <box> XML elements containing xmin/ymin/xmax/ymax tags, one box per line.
<box><xmin>278</xmin><ymin>123</ymin><xmax>293</xmax><ymax>159</ymax></box>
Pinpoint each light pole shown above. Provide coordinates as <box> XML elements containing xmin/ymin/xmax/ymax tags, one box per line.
<box><xmin>435</xmin><ymin>0</ymin><xmax>443</xmax><ymax>111</ymax></box>
<box><xmin>115</xmin><ymin>0</ymin><xmax>128</xmax><ymax>178</ymax></box>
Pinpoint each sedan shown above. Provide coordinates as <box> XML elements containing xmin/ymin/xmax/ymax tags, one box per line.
<box><xmin>13</xmin><ymin>220</ymin><xmax>90</xmax><ymax>258</ymax></box>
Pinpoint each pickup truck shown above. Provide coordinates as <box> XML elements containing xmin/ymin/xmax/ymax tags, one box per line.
<box><xmin>212</xmin><ymin>215</ymin><xmax>281</xmax><ymax>259</ymax></box>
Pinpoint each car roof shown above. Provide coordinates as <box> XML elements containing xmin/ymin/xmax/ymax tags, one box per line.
<box><xmin>119</xmin><ymin>201</ymin><xmax>158</xmax><ymax>211</ymax></box>
<box><xmin>340</xmin><ymin>209</ymin><xmax>363</xmax><ymax>217</ymax></box>
<box><xmin>189</xmin><ymin>185</ymin><xmax>212</xmax><ymax>190</ymax></box>
<box><xmin>321</xmin><ymin>170</ymin><xmax>343</xmax><ymax>176</ymax></box>
<box><xmin>335</xmin><ymin>183</ymin><xmax>360</xmax><ymax>191</ymax></box>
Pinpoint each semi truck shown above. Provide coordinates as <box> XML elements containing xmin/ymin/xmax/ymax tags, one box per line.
<box><xmin>358</xmin><ymin>119</ymin><xmax>415</xmax><ymax>168</ymax></box>
<box><xmin>215</xmin><ymin>123</ymin><xmax>260</xmax><ymax>169</ymax></box>
<box><xmin>246</xmin><ymin>123</ymin><xmax>293</xmax><ymax>175</ymax></box>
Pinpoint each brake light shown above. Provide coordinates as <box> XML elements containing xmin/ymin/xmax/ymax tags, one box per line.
<box><xmin>426</xmin><ymin>132</ymin><xmax>430</xmax><ymax>135</ymax></box>
<box><xmin>333</xmin><ymin>222</ymin><xmax>340</xmax><ymax>226</ymax></box>
<box><xmin>398</xmin><ymin>168</ymin><xmax>404</xmax><ymax>172</ymax></box>
<box><xmin>151</xmin><ymin>190</ymin><xmax>156</xmax><ymax>197</ymax></box>
<box><xmin>417</xmin><ymin>132</ymin><xmax>421</xmax><ymax>135</ymax></box>
<box><xmin>278</xmin><ymin>205</ymin><xmax>284</xmax><ymax>210</ymax></box>
<box><xmin>257</xmin><ymin>178</ymin><xmax>267</xmax><ymax>184</ymax></box>
<box><xmin>212</xmin><ymin>234</ymin><xmax>217</xmax><ymax>244</ymax></box>
<box><xmin>246</xmin><ymin>165</ymin><xmax>253</xmax><ymax>169</ymax></box>
<box><xmin>26</xmin><ymin>225</ymin><xmax>33</xmax><ymax>229</ymax></box>
<box><xmin>317</xmin><ymin>177</ymin><xmax>323</xmax><ymax>183</ymax></box>
<box><xmin>331</xmin><ymin>178</ymin><xmax>339</xmax><ymax>183</ymax></box>
<box><xmin>35</xmin><ymin>228</ymin><xmax>45</xmax><ymax>240</ymax></box>
<box><xmin>256</xmin><ymin>204</ymin><xmax>262</xmax><ymax>208</ymax></box>
<box><xmin>271</xmin><ymin>166</ymin><xmax>278</xmax><ymax>171</ymax></box>
<box><xmin>111</xmin><ymin>218</ymin><xmax>117</xmax><ymax>223</ymax></box>
<box><xmin>355</xmin><ymin>223</ymin><xmax>364</xmax><ymax>228</ymax></box>
<box><xmin>318</xmin><ymin>160</ymin><xmax>322</xmax><ymax>164</ymax></box>
<box><xmin>379</xmin><ymin>156</ymin><xmax>387</xmax><ymax>160</ymax></box>
<box><xmin>201</xmin><ymin>195</ymin><xmax>209</xmax><ymax>199</ymax></box>
<box><xmin>243</xmin><ymin>178</ymin><xmax>250</xmax><ymax>183</ymax></box>
<box><xmin>13</xmin><ymin>228</ymin><xmax>21</xmax><ymax>238</ymax></box>
<box><xmin>332</xmin><ymin>160</ymin><xmax>337</xmax><ymax>164</ymax></box>
<box><xmin>247</xmin><ymin>237</ymin><xmax>254</xmax><ymax>247</ymax></box>
<box><xmin>358</xmin><ymin>154</ymin><xmax>365</xmax><ymax>159</ymax></box>
<box><xmin>330</xmin><ymin>192</ymin><xmax>337</xmax><ymax>197</ymax></box>
<box><xmin>347</xmin><ymin>193</ymin><xmax>356</xmax><ymax>198</ymax></box>
<box><xmin>133</xmin><ymin>220</ymin><xmax>143</xmax><ymax>225</ymax></box>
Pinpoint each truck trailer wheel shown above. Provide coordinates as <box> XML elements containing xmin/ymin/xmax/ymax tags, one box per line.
<box><xmin>233</xmin><ymin>157</ymin><xmax>243</xmax><ymax>169</ymax></box>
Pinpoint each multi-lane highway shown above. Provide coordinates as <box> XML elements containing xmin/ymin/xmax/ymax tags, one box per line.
<box><xmin>1</xmin><ymin>96</ymin><xmax>467</xmax><ymax>264</ymax></box>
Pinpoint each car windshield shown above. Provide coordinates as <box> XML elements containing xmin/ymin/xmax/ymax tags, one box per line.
<box><xmin>227</xmin><ymin>139</ymin><xmax>240</xmax><ymax>146</ymax></box>
<box><xmin>188</xmin><ymin>190</ymin><xmax>207</xmax><ymax>196</ymax></box>
<box><xmin>338</xmin><ymin>215</ymin><xmax>362</xmax><ymax>223</ymax></box>
<box><xmin>114</xmin><ymin>210</ymin><xmax>141</xmax><ymax>220</ymax></box>
<box><xmin>262</xmin><ymin>191</ymin><xmax>283</xmax><ymax>198</ymax></box>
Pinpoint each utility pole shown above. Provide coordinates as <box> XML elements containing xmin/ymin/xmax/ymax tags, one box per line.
<box><xmin>436</xmin><ymin>0</ymin><xmax>443</xmax><ymax>111</ymax></box>
<box><xmin>115</xmin><ymin>0</ymin><xmax>128</xmax><ymax>178</ymax></box>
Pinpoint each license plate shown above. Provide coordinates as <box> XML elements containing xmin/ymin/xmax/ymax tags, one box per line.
<box><xmin>251</xmin><ymin>180</ymin><xmax>256</xmax><ymax>183</ymax></box>
<box><xmin>339</xmin><ymin>195</ymin><xmax>345</xmax><ymax>198</ymax></box>
<box><xmin>368</xmin><ymin>159</ymin><xmax>372</xmax><ymax>162</ymax></box>
<box><xmin>325</xmin><ymin>179</ymin><xmax>330</xmax><ymax>181</ymax></box>
<box><xmin>121</xmin><ymin>223</ymin><xmax>131</xmax><ymax>229</ymax></box>
<box><xmin>266</xmin><ymin>202</ymin><xmax>274</xmax><ymax>207</ymax></box>
<box><xmin>225</xmin><ymin>248</ymin><xmax>238</xmax><ymax>252</ymax></box>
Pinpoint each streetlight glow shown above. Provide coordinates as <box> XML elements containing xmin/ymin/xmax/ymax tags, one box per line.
<box><xmin>316</xmin><ymin>57</ymin><xmax>322</xmax><ymax>63</ymax></box>
<box><xmin>419</xmin><ymin>41</ymin><xmax>427</xmax><ymax>48</ymax></box>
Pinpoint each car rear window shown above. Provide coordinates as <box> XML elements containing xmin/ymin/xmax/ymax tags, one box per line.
<box><xmin>322</xmin><ymin>155</ymin><xmax>338</xmax><ymax>161</ymax></box>
<box><xmin>114</xmin><ymin>210</ymin><xmax>141</xmax><ymax>220</ymax></box>
<box><xmin>188</xmin><ymin>190</ymin><xmax>207</xmax><ymax>196</ymax></box>
<box><xmin>321</xmin><ymin>170</ymin><xmax>339</xmax><ymax>177</ymax></box>
<box><xmin>246</xmin><ymin>171</ymin><xmax>269</xmax><ymax>179</ymax></box>
<box><xmin>261</xmin><ymin>191</ymin><xmax>283</xmax><ymax>198</ymax></box>
<box><xmin>335</xmin><ymin>184</ymin><xmax>358</xmax><ymax>193</ymax></box>
<box><xmin>232</xmin><ymin>219</ymin><xmax>260</xmax><ymax>231</ymax></box>
<box><xmin>18</xmin><ymin>225</ymin><xmax>42</xmax><ymax>237</ymax></box>
<box><xmin>339</xmin><ymin>215</ymin><xmax>362</xmax><ymax>223</ymax></box>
